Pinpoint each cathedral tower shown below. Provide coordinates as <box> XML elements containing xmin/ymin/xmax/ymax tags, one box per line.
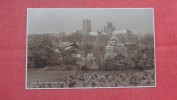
<box><xmin>82</xmin><ymin>19</ymin><xmax>92</xmax><ymax>35</ymax></box>
<box><xmin>103</xmin><ymin>22</ymin><xmax>115</xmax><ymax>35</ymax></box>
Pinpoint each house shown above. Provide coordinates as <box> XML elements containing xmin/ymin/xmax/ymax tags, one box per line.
<box><xmin>63</xmin><ymin>42</ymin><xmax>79</xmax><ymax>50</ymax></box>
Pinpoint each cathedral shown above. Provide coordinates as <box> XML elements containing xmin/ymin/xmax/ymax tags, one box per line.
<box><xmin>103</xmin><ymin>22</ymin><xmax>116</xmax><ymax>35</ymax></box>
<box><xmin>82</xmin><ymin>19</ymin><xmax>92</xmax><ymax>34</ymax></box>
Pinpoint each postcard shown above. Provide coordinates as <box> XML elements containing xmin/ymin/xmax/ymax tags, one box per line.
<box><xmin>26</xmin><ymin>8</ymin><xmax>155</xmax><ymax>89</ymax></box>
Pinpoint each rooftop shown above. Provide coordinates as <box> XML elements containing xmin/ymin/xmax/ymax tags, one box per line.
<box><xmin>112</xmin><ymin>30</ymin><xmax>127</xmax><ymax>35</ymax></box>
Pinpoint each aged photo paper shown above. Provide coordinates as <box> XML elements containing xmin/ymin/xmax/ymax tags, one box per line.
<box><xmin>26</xmin><ymin>8</ymin><xmax>155</xmax><ymax>89</ymax></box>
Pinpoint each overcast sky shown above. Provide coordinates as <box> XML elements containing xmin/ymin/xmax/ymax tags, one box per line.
<box><xmin>28</xmin><ymin>8</ymin><xmax>154</xmax><ymax>35</ymax></box>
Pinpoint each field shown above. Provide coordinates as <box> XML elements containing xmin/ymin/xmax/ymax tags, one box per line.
<box><xmin>27</xmin><ymin>68</ymin><xmax>155</xmax><ymax>88</ymax></box>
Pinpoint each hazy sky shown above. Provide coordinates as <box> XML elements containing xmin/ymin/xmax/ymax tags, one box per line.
<box><xmin>28</xmin><ymin>8</ymin><xmax>154</xmax><ymax>34</ymax></box>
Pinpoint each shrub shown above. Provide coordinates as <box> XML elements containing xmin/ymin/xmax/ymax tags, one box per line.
<box><xmin>80</xmin><ymin>65</ymin><xmax>89</xmax><ymax>71</ymax></box>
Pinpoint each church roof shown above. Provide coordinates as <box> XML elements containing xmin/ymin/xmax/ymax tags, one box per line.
<box><xmin>102</xmin><ymin>32</ymin><xmax>107</xmax><ymax>35</ymax></box>
<box><xmin>112</xmin><ymin>30</ymin><xmax>127</xmax><ymax>35</ymax></box>
<box><xmin>89</xmin><ymin>32</ymin><xmax>97</xmax><ymax>36</ymax></box>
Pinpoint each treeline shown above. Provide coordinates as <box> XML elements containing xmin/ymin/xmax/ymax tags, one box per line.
<box><xmin>27</xmin><ymin>32</ymin><xmax>154</xmax><ymax>70</ymax></box>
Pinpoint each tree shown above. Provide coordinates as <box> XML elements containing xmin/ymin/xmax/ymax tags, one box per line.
<box><xmin>103</xmin><ymin>35</ymin><xmax>127</xmax><ymax>70</ymax></box>
<box><xmin>66</xmin><ymin>32</ymin><xmax>84</xmax><ymax>43</ymax></box>
<box><xmin>131</xmin><ymin>47</ymin><xmax>154</xmax><ymax>70</ymax></box>
<box><xmin>140</xmin><ymin>33</ymin><xmax>154</xmax><ymax>48</ymax></box>
<box><xmin>27</xmin><ymin>34</ymin><xmax>57</xmax><ymax>68</ymax></box>
<box><xmin>93</xmin><ymin>34</ymin><xmax>109</xmax><ymax>67</ymax></box>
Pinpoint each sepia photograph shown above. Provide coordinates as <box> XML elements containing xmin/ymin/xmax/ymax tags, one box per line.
<box><xmin>26</xmin><ymin>8</ymin><xmax>155</xmax><ymax>89</ymax></box>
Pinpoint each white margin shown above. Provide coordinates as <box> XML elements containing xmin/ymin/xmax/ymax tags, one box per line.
<box><xmin>25</xmin><ymin>8</ymin><xmax>156</xmax><ymax>90</ymax></box>
<box><xmin>152</xmin><ymin>8</ymin><xmax>157</xmax><ymax>88</ymax></box>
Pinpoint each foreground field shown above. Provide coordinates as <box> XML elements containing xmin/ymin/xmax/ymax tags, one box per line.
<box><xmin>27</xmin><ymin>69</ymin><xmax>155</xmax><ymax>88</ymax></box>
